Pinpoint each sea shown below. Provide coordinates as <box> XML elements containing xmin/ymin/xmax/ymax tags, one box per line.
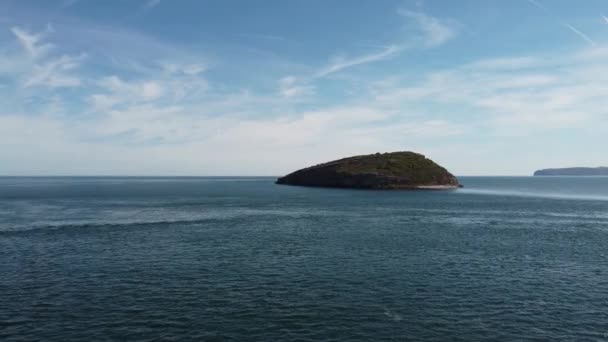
<box><xmin>1</xmin><ymin>176</ymin><xmax>607</xmax><ymax>341</ymax></box>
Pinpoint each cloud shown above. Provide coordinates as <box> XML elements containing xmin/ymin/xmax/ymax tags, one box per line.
<box><xmin>363</xmin><ymin>48</ymin><xmax>608</xmax><ymax>174</ymax></box>
<box><xmin>564</xmin><ymin>24</ymin><xmax>596</xmax><ymax>46</ymax></box>
<box><xmin>89</xmin><ymin>94</ymin><xmax>120</xmax><ymax>110</ymax></box>
<box><xmin>142</xmin><ymin>0</ymin><xmax>161</xmax><ymax>10</ymax></box>
<box><xmin>163</xmin><ymin>63</ymin><xmax>206</xmax><ymax>75</ymax></box>
<box><xmin>238</xmin><ymin>33</ymin><xmax>290</xmax><ymax>42</ymax></box>
<box><xmin>1</xmin><ymin>4</ymin><xmax>606</xmax><ymax>176</ymax></box>
<box><xmin>275</xmin><ymin>9</ymin><xmax>454</xmax><ymax>102</ymax></box>
<box><xmin>23</xmin><ymin>54</ymin><xmax>85</xmax><ymax>88</ymax></box>
<box><xmin>90</xmin><ymin>76</ymin><xmax>165</xmax><ymax>109</ymax></box>
<box><xmin>86</xmin><ymin>60</ymin><xmax>209</xmax><ymax>113</ymax></box>
<box><xmin>526</xmin><ymin>0</ymin><xmax>596</xmax><ymax>46</ymax></box>
<box><xmin>315</xmin><ymin>45</ymin><xmax>401</xmax><ymax>77</ymax></box>
<box><xmin>4</xmin><ymin>42</ymin><xmax>606</xmax><ymax>175</ymax></box>
<box><xmin>526</xmin><ymin>0</ymin><xmax>548</xmax><ymax>11</ymax></box>
<box><xmin>464</xmin><ymin>57</ymin><xmax>539</xmax><ymax>70</ymax></box>
<box><xmin>181</xmin><ymin>64</ymin><xmax>206</xmax><ymax>75</ymax></box>
<box><xmin>0</xmin><ymin>95</ymin><xmax>470</xmax><ymax>175</ymax></box>
<box><xmin>8</xmin><ymin>26</ymin><xmax>85</xmax><ymax>88</ymax></box>
<box><xmin>398</xmin><ymin>9</ymin><xmax>456</xmax><ymax>47</ymax></box>
<box><xmin>603</xmin><ymin>15</ymin><xmax>608</xmax><ymax>24</ymax></box>
<box><xmin>372</xmin><ymin>48</ymin><xmax>608</xmax><ymax>134</ymax></box>
<box><xmin>10</xmin><ymin>26</ymin><xmax>52</xmax><ymax>58</ymax></box>
<box><xmin>60</xmin><ymin>0</ymin><xmax>80</xmax><ymax>8</ymax></box>
<box><xmin>278</xmin><ymin>76</ymin><xmax>315</xmax><ymax>98</ymax></box>
<box><xmin>141</xmin><ymin>81</ymin><xmax>163</xmax><ymax>99</ymax></box>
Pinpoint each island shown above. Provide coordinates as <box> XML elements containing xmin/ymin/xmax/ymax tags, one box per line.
<box><xmin>534</xmin><ymin>167</ymin><xmax>608</xmax><ymax>176</ymax></box>
<box><xmin>276</xmin><ymin>151</ymin><xmax>461</xmax><ymax>190</ymax></box>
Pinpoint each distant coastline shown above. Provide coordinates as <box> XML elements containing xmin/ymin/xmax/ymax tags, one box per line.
<box><xmin>534</xmin><ymin>167</ymin><xmax>608</xmax><ymax>176</ymax></box>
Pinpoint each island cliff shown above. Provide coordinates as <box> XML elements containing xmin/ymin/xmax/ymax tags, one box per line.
<box><xmin>534</xmin><ymin>167</ymin><xmax>608</xmax><ymax>176</ymax></box>
<box><xmin>276</xmin><ymin>151</ymin><xmax>461</xmax><ymax>190</ymax></box>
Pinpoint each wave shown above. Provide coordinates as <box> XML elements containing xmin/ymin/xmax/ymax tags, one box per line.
<box><xmin>456</xmin><ymin>188</ymin><xmax>608</xmax><ymax>202</ymax></box>
<box><xmin>0</xmin><ymin>217</ymin><xmax>228</xmax><ymax>234</ymax></box>
<box><xmin>0</xmin><ymin>207</ymin><xmax>337</xmax><ymax>234</ymax></box>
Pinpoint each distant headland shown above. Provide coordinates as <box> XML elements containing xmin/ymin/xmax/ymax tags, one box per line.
<box><xmin>276</xmin><ymin>151</ymin><xmax>461</xmax><ymax>190</ymax></box>
<box><xmin>534</xmin><ymin>167</ymin><xmax>608</xmax><ymax>176</ymax></box>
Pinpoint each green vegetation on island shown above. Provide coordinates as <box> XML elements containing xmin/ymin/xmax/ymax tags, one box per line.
<box><xmin>276</xmin><ymin>151</ymin><xmax>461</xmax><ymax>190</ymax></box>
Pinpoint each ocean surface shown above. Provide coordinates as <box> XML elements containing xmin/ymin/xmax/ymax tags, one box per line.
<box><xmin>1</xmin><ymin>176</ymin><xmax>608</xmax><ymax>341</ymax></box>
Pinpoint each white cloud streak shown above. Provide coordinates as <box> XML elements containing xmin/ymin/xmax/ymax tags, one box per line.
<box><xmin>60</xmin><ymin>0</ymin><xmax>80</xmax><ymax>8</ymax></box>
<box><xmin>526</xmin><ymin>0</ymin><xmax>596</xmax><ymax>46</ymax></box>
<box><xmin>23</xmin><ymin>54</ymin><xmax>85</xmax><ymax>88</ymax></box>
<box><xmin>162</xmin><ymin>63</ymin><xmax>206</xmax><ymax>76</ymax></box>
<box><xmin>284</xmin><ymin>9</ymin><xmax>453</xmax><ymax>92</ymax></box>
<box><xmin>143</xmin><ymin>0</ymin><xmax>161</xmax><ymax>10</ymax></box>
<box><xmin>373</xmin><ymin>48</ymin><xmax>608</xmax><ymax>133</ymax></box>
<box><xmin>564</xmin><ymin>24</ymin><xmax>596</xmax><ymax>46</ymax></box>
<box><xmin>315</xmin><ymin>45</ymin><xmax>401</xmax><ymax>78</ymax></box>
<box><xmin>278</xmin><ymin>76</ymin><xmax>315</xmax><ymax>98</ymax></box>
<box><xmin>238</xmin><ymin>33</ymin><xmax>290</xmax><ymax>42</ymax></box>
<box><xmin>398</xmin><ymin>9</ymin><xmax>456</xmax><ymax>47</ymax></box>
<box><xmin>9</xmin><ymin>27</ymin><xmax>85</xmax><ymax>88</ymax></box>
<box><xmin>526</xmin><ymin>0</ymin><xmax>548</xmax><ymax>11</ymax></box>
<box><xmin>10</xmin><ymin>27</ymin><xmax>52</xmax><ymax>58</ymax></box>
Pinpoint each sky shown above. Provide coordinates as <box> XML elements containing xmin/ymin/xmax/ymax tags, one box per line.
<box><xmin>0</xmin><ymin>0</ymin><xmax>607</xmax><ymax>176</ymax></box>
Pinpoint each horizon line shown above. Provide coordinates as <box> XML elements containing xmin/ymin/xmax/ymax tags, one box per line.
<box><xmin>0</xmin><ymin>174</ymin><xmax>549</xmax><ymax>178</ymax></box>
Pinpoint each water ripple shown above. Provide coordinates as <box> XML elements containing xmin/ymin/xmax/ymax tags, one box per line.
<box><xmin>2</xmin><ymin>177</ymin><xmax>608</xmax><ymax>341</ymax></box>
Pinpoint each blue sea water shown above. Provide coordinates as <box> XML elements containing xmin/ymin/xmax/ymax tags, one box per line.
<box><xmin>1</xmin><ymin>176</ymin><xmax>608</xmax><ymax>341</ymax></box>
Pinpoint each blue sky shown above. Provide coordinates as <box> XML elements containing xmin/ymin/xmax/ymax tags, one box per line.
<box><xmin>0</xmin><ymin>0</ymin><xmax>607</xmax><ymax>175</ymax></box>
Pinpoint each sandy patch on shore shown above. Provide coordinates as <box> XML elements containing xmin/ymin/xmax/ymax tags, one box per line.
<box><xmin>416</xmin><ymin>185</ymin><xmax>460</xmax><ymax>190</ymax></box>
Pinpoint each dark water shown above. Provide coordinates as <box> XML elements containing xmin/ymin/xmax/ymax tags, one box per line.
<box><xmin>1</xmin><ymin>176</ymin><xmax>608</xmax><ymax>341</ymax></box>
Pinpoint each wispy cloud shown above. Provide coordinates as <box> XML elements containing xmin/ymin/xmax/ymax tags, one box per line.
<box><xmin>465</xmin><ymin>57</ymin><xmax>539</xmax><ymax>70</ymax></box>
<box><xmin>526</xmin><ymin>0</ymin><xmax>548</xmax><ymax>11</ymax></box>
<box><xmin>398</xmin><ymin>9</ymin><xmax>456</xmax><ymax>47</ymax></box>
<box><xmin>282</xmin><ymin>9</ymin><xmax>452</xmax><ymax>98</ymax></box>
<box><xmin>9</xmin><ymin>26</ymin><xmax>85</xmax><ymax>88</ymax></box>
<box><xmin>0</xmin><ymin>20</ymin><xmax>461</xmax><ymax>174</ymax></box>
<box><xmin>98</xmin><ymin>76</ymin><xmax>163</xmax><ymax>102</ymax></box>
<box><xmin>2</xmin><ymin>3</ymin><xmax>606</xmax><ymax>176</ymax></box>
<box><xmin>526</xmin><ymin>0</ymin><xmax>596</xmax><ymax>46</ymax></box>
<box><xmin>162</xmin><ymin>63</ymin><xmax>206</xmax><ymax>76</ymax></box>
<box><xmin>564</xmin><ymin>24</ymin><xmax>596</xmax><ymax>46</ymax></box>
<box><xmin>278</xmin><ymin>76</ymin><xmax>315</xmax><ymax>98</ymax></box>
<box><xmin>238</xmin><ymin>33</ymin><xmax>290</xmax><ymax>42</ymax></box>
<box><xmin>602</xmin><ymin>15</ymin><xmax>608</xmax><ymax>24</ymax></box>
<box><xmin>142</xmin><ymin>0</ymin><xmax>161</xmax><ymax>10</ymax></box>
<box><xmin>88</xmin><ymin>66</ymin><xmax>209</xmax><ymax>111</ymax></box>
<box><xmin>23</xmin><ymin>54</ymin><xmax>85</xmax><ymax>88</ymax></box>
<box><xmin>315</xmin><ymin>45</ymin><xmax>401</xmax><ymax>78</ymax></box>
<box><xmin>10</xmin><ymin>27</ymin><xmax>52</xmax><ymax>58</ymax></box>
<box><xmin>59</xmin><ymin>0</ymin><xmax>80</xmax><ymax>8</ymax></box>
<box><xmin>372</xmin><ymin>47</ymin><xmax>608</xmax><ymax>134</ymax></box>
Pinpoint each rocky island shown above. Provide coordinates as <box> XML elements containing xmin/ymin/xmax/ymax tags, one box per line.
<box><xmin>276</xmin><ymin>151</ymin><xmax>461</xmax><ymax>190</ymax></box>
<box><xmin>534</xmin><ymin>167</ymin><xmax>608</xmax><ymax>176</ymax></box>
